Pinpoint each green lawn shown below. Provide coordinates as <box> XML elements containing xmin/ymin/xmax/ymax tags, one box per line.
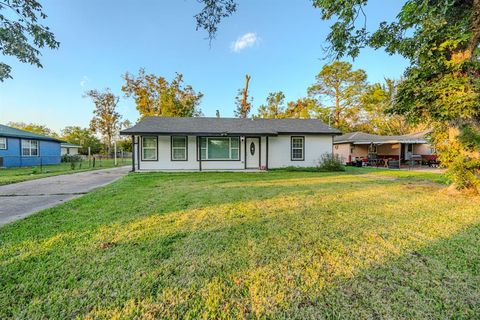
<box><xmin>1</xmin><ymin>168</ymin><xmax>479</xmax><ymax>319</ymax></box>
<box><xmin>0</xmin><ymin>158</ymin><xmax>132</xmax><ymax>185</ymax></box>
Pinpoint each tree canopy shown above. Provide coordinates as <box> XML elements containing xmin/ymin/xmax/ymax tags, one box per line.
<box><xmin>84</xmin><ymin>89</ymin><xmax>122</xmax><ymax>154</ymax></box>
<box><xmin>358</xmin><ymin>79</ymin><xmax>418</xmax><ymax>135</ymax></box>
<box><xmin>255</xmin><ymin>91</ymin><xmax>286</xmax><ymax>119</ymax></box>
<box><xmin>0</xmin><ymin>0</ymin><xmax>59</xmax><ymax>81</ymax></box>
<box><xmin>61</xmin><ymin>126</ymin><xmax>102</xmax><ymax>155</ymax></box>
<box><xmin>194</xmin><ymin>0</ymin><xmax>480</xmax><ymax>190</ymax></box>
<box><xmin>122</xmin><ymin>69</ymin><xmax>203</xmax><ymax>118</ymax></box>
<box><xmin>308</xmin><ymin>61</ymin><xmax>367</xmax><ymax>131</ymax></box>
<box><xmin>7</xmin><ymin>122</ymin><xmax>57</xmax><ymax>137</ymax></box>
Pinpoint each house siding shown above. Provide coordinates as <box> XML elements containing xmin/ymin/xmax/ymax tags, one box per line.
<box><xmin>333</xmin><ymin>143</ymin><xmax>351</xmax><ymax>163</ymax></box>
<box><xmin>133</xmin><ymin>134</ymin><xmax>335</xmax><ymax>171</ymax></box>
<box><xmin>61</xmin><ymin>147</ymin><xmax>79</xmax><ymax>156</ymax></box>
<box><xmin>413</xmin><ymin>143</ymin><xmax>434</xmax><ymax>155</ymax></box>
<box><xmin>268</xmin><ymin>135</ymin><xmax>332</xmax><ymax>168</ymax></box>
<box><xmin>0</xmin><ymin>137</ymin><xmax>61</xmax><ymax>168</ymax></box>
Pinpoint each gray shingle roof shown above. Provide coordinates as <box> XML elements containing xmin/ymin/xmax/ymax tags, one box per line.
<box><xmin>61</xmin><ymin>142</ymin><xmax>82</xmax><ymax>148</ymax></box>
<box><xmin>0</xmin><ymin>124</ymin><xmax>63</xmax><ymax>142</ymax></box>
<box><xmin>120</xmin><ymin>116</ymin><xmax>341</xmax><ymax>135</ymax></box>
<box><xmin>334</xmin><ymin>131</ymin><xmax>430</xmax><ymax>144</ymax></box>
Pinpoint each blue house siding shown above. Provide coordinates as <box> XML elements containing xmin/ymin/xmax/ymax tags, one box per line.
<box><xmin>0</xmin><ymin>137</ymin><xmax>61</xmax><ymax>168</ymax></box>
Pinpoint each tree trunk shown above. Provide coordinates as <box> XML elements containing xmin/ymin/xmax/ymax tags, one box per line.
<box><xmin>334</xmin><ymin>86</ymin><xmax>341</xmax><ymax>127</ymax></box>
<box><xmin>468</xmin><ymin>0</ymin><xmax>480</xmax><ymax>54</ymax></box>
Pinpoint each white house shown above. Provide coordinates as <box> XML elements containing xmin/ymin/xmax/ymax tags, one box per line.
<box><xmin>61</xmin><ymin>142</ymin><xmax>81</xmax><ymax>156</ymax></box>
<box><xmin>120</xmin><ymin>117</ymin><xmax>341</xmax><ymax>171</ymax></box>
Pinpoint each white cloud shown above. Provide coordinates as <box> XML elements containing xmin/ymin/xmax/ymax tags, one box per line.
<box><xmin>80</xmin><ymin>76</ymin><xmax>89</xmax><ymax>87</ymax></box>
<box><xmin>230</xmin><ymin>32</ymin><xmax>259</xmax><ymax>53</ymax></box>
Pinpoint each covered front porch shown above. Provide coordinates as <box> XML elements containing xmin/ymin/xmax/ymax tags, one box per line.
<box><xmin>347</xmin><ymin>142</ymin><xmax>438</xmax><ymax>169</ymax></box>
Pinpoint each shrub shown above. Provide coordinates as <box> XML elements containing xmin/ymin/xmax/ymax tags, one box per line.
<box><xmin>61</xmin><ymin>154</ymin><xmax>82</xmax><ymax>163</ymax></box>
<box><xmin>317</xmin><ymin>153</ymin><xmax>345</xmax><ymax>172</ymax></box>
<box><xmin>61</xmin><ymin>154</ymin><xmax>83</xmax><ymax>170</ymax></box>
<box><xmin>445</xmin><ymin>155</ymin><xmax>480</xmax><ymax>192</ymax></box>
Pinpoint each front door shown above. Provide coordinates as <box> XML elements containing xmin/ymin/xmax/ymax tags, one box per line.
<box><xmin>401</xmin><ymin>143</ymin><xmax>414</xmax><ymax>161</ymax></box>
<box><xmin>245</xmin><ymin>137</ymin><xmax>260</xmax><ymax>169</ymax></box>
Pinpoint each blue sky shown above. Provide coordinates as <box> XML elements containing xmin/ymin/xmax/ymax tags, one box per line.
<box><xmin>0</xmin><ymin>0</ymin><xmax>408</xmax><ymax>132</ymax></box>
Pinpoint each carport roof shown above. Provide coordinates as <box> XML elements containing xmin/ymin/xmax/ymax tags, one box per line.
<box><xmin>334</xmin><ymin>131</ymin><xmax>430</xmax><ymax>145</ymax></box>
<box><xmin>120</xmin><ymin>116</ymin><xmax>341</xmax><ymax>136</ymax></box>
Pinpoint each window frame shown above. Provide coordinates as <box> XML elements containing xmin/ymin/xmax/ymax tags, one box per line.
<box><xmin>197</xmin><ymin>136</ymin><xmax>241</xmax><ymax>161</ymax></box>
<box><xmin>171</xmin><ymin>136</ymin><xmax>188</xmax><ymax>161</ymax></box>
<box><xmin>0</xmin><ymin>137</ymin><xmax>6</xmax><ymax>150</ymax></box>
<box><xmin>141</xmin><ymin>136</ymin><xmax>158</xmax><ymax>161</ymax></box>
<box><xmin>21</xmin><ymin>139</ymin><xmax>39</xmax><ymax>157</ymax></box>
<box><xmin>291</xmin><ymin>136</ymin><xmax>305</xmax><ymax>161</ymax></box>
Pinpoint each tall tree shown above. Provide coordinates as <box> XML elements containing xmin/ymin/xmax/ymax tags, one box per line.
<box><xmin>255</xmin><ymin>91</ymin><xmax>286</xmax><ymax>119</ymax></box>
<box><xmin>0</xmin><ymin>0</ymin><xmax>59</xmax><ymax>81</ymax></box>
<box><xmin>307</xmin><ymin>61</ymin><xmax>367</xmax><ymax>131</ymax></box>
<box><xmin>84</xmin><ymin>89</ymin><xmax>122</xmax><ymax>155</ymax></box>
<box><xmin>7</xmin><ymin>122</ymin><xmax>56</xmax><ymax>137</ymax></box>
<box><xmin>357</xmin><ymin>79</ymin><xmax>417</xmax><ymax>135</ymax></box>
<box><xmin>284</xmin><ymin>97</ymin><xmax>321</xmax><ymax>119</ymax></box>
<box><xmin>234</xmin><ymin>74</ymin><xmax>253</xmax><ymax>118</ymax></box>
<box><xmin>311</xmin><ymin>0</ymin><xmax>480</xmax><ymax>190</ymax></box>
<box><xmin>61</xmin><ymin>126</ymin><xmax>102</xmax><ymax>155</ymax></box>
<box><xmin>115</xmin><ymin>120</ymin><xmax>133</xmax><ymax>153</ymax></box>
<box><xmin>193</xmin><ymin>1</ymin><xmax>480</xmax><ymax>189</ymax></box>
<box><xmin>122</xmin><ymin>69</ymin><xmax>203</xmax><ymax>118</ymax></box>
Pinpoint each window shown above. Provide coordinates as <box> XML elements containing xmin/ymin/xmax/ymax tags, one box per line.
<box><xmin>199</xmin><ymin>137</ymin><xmax>240</xmax><ymax>160</ymax></box>
<box><xmin>291</xmin><ymin>136</ymin><xmax>304</xmax><ymax>161</ymax></box>
<box><xmin>171</xmin><ymin>136</ymin><xmax>187</xmax><ymax>161</ymax></box>
<box><xmin>21</xmin><ymin>139</ymin><xmax>39</xmax><ymax>157</ymax></box>
<box><xmin>368</xmin><ymin>144</ymin><xmax>377</xmax><ymax>154</ymax></box>
<box><xmin>0</xmin><ymin>137</ymin><xmax>6</xmax><ymax>150</ymax></box>
<box><xmin>142</xmin><ymin>136</ymin><xmax>157</xmax><ymax>161</ymax></box>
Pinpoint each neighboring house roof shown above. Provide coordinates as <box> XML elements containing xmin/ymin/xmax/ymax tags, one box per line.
<box><xmin>334</xmin><ymin>130</ymin><xmax>430</xmax><ymax>145</ymax></box>
<box><xmin>0</xmin><ymin>124</ymin><xmax>63</xmax><ymax>142</ymax></box>
<box><xmin>120</xmin><ymin>116</ymin><xmax>342</xmax><ymax>136</ymax></box>
<box><xmin>61</xmin><ymin>142</ymin><xmax>82</xmax><ymax>148</ymax></box>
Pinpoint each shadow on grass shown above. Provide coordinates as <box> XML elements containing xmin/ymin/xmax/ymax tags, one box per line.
<box><xmin>298</xmin><ymin>222</ymin><xmax>480</xmax><ymax>319</ymax></box>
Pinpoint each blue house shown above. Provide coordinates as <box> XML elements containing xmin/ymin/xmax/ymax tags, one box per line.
<box><xmin>0</xmin><ymin>124</ymin><xmax>63</xmax><ymax>168</ymax></box>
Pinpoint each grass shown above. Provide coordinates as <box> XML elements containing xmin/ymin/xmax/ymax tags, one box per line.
<box><xmin>0</xmin><ymin>168</ymin><xmax>479</xmax><ymax>319</ymax></box>
<box><xmin>0</xmin><ymin>158</ymin><xmax>132</xmax><ymax>185</ymax></box>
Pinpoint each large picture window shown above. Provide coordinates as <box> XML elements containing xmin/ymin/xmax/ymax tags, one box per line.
<box><xmin>171</xmin><ymin>136</ymin><xmax>187</xmax><ymax>161</ymax></box>
<box><xmin>199</xmin><ymin>137</ymin><xmax>240</xmax><ymax>160</ymax></box>
<box><xmin>142</xmin><ymin>136</ymin><xmax>157</xmax><ymax>161</ymax></box>
<box><xmin>21</xmin><ymin>139</ymin><xmax>39</xmax><ymax>157</ymax></box>
<box><xmin>0</xmin><ymin>137</ymin><xmax>6</xmax><ymax>150</ymax></box>
<box><xmin>291</xmin><ymin>136</ymin><xmax>304</xmax><ymax>161</ymax></box>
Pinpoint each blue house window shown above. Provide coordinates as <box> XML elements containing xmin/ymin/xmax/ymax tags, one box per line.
<box><xmin>21</xmin><ymin>139</ymin><xmax>39</xmax><ymax>157</ymax></box>
<box><xmin>0</xmin><ymin>137</ymin><xmax>6</xmax><ymax>150</ymax></box>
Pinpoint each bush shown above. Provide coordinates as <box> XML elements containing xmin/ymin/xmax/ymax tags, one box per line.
<box><xmin>61</xmin><ymin>154</ymin><xmax>82</xmax><ymax>163</ymax></box>
<box><xmin>445</xmin><ymin>155</ymin><xmax>480</xmax><ymax>191</ymax></box>
<box><xmin>61</xmin><ymin>154</ymin><xmax>83</xmax><ymax>170</ymax></box>
<box><xmin>317</xmin><ymin>153</ymin><xmax>345</xmax><ymax>172</ymax></box>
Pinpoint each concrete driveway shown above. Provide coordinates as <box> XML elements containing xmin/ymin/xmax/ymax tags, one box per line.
<box><xmin>0</xmin><ymin>166</ymin><xmax>130</xmax><ymax>227</ymax></box>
